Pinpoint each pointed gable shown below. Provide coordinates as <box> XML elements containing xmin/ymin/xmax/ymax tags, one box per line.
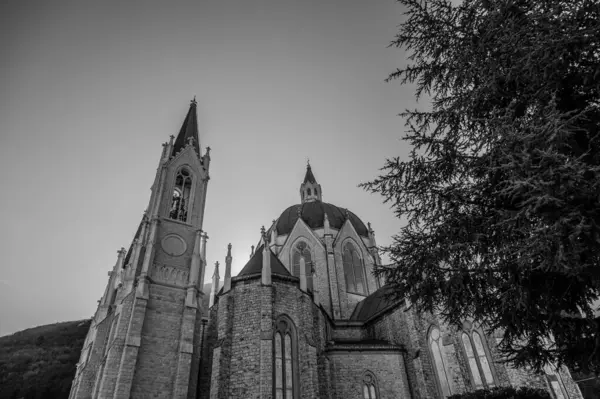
<box><xmin>171</xmin><ymin>99</ymin><xmax>201</xmax><ymax>157</ymax></box>
<box><xmin>237</xmin><ymin>245</ymin><xmax>290</xmax><ymax>277</ymax></box>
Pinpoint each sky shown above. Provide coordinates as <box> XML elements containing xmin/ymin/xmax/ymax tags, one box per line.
<box><xmin>0</xmin><ymin>0</ymin><xmax>420</xmax><ymax>336</ymax></box>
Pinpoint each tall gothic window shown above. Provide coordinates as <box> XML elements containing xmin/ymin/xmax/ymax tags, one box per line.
<box><xmin>169</xmin><ymin>168</ymin><xmax>192</xmax><ymax>222</ymax></box>
<box><xmin>292</xmin><ymin>241</ymin><xmax>313</xmax><ymax>291</ymax></box>
<box><xmin>274</xmin><ymin>316</ymin><xmax>297</xmax><ymax>399</ymax></box>
<box><xmin>343</xmin><ymin>242</ymin><xmax>366</xmax><ymax>295</ymax></box>
<box><xmin>544</xmin><ymin>365</ymin><xmax>568</xmax><ymax>399</ymax></box>
<box><xmin>462</xmin><ymin>330</ymin><xmax>495</xmax><ymax>388</ymax></box>
<box><xmin>429</xmin><ymin>326</ymin><xmax>452</xmax><ymax>398</ymax></box>
<box><xmin>362</xmin><ymin>371</ymin><xmax>379</xmax><ymax>399</ymax></box>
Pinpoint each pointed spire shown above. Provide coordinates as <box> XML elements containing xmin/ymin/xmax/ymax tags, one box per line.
<box><xmin>172</xmin><ymin>99</ymin><xmax>200</xmax><ymax>157</ymax></box>
<box><xmin>300</xmin><ymin>162</ymin><xmax>322</xmax><ymax>203</ymax></box>
<box><xmin>304</xmin><ymin>161</ymin><xmax>317</xmax><ymax>184</ymax></box>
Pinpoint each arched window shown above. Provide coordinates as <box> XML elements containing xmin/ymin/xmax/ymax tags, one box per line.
<box><xmin>273</xmin><ymin>316</ymin><xmax>298</xmax><ymax>399</ymax></box>
<box><xmin>429</xmin><ymin>326</ymin><xmax>452</xmax><ymax>397</ymax></box>
<box><xmin>461</xmin><ymin>329</ymin><xmax>495</xmax><ymax>388</ymax></box>
<box><xmin>292</xmin><ymin>241</ymin><xmax>313</xmax><ymax>291</ymax></box>
<box><xmin>362</xmin><ymin>371</ymin><xmax>379</xmax><ymax>399</ymax></box>
<box><xmin>169</xmin><ymin>168</ymin><xmax>192</xmax><ymax>222</ymax></box>
<box><xmin>462</xmin><ymin>333</ymin><xmax>483</xmax><ymax>388</ymax></box>
<box><xmin>307</xmin><ymin>188</ymin><xmax>312</xmax><ymax>196</ymax></box>
<box><xmin>314</xmin><ymin>188</ymin><xmax>318</xmax><ymax>196</ymax></box>
<box><xmin>343</xmin><ymin>242</ymin><xmax>366</xmax><ymax>295</ymax></box>
<box><xmin>543</xmin><ymin>364</ymin><xmax>568</xmax><ymax>399</ymax></box>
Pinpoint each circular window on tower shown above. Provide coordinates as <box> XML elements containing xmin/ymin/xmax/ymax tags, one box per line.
<box><xmin>161</xmin><ymin>234</ymin><xmax>187</xmax><ymax>257</ymax></box>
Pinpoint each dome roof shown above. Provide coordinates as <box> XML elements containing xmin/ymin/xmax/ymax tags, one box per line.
<box><xmin>275</xmin><ymin>201</ymin><xmax>369</xmax><ymax>237</ymax></box>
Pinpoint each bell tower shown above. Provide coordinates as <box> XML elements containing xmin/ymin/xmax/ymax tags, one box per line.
<box><xmin>70</xmin><ymin>99</ymin><xmax>211</xmax><ymax>399</ymax></box>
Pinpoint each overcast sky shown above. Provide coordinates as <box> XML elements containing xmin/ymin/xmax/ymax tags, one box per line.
<box><xmin>0</xmin><ymin>0</ymin><xmax>420</xmax><ymax>336</ymax></box>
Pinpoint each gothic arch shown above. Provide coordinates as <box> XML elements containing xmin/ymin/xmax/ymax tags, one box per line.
<box><xmin>290</xmin><ymin>237</ymin><xmax>315</xmax><ymax>290</ymax></box>
<box><xmin>167</xmin><ymin>165</ymin><xmax>196</xmax><ymax>223</ymax></box>
<box><xmin>427</xmin><ymin>324</ymin><xmax>453</xmax><ymax>398</ymax></box>
<box><xmin>459</xmin><ymin>322</ymin><xmax>497</xmax><ymax>389</ymax></box>
<box><xmin>362</xmin><ymin>370</ymin><xmax>380</xmax><ymax>399</ymax></box>
<box><xmin>273</xmin><ymin>314</ymin><xmax>300</xmax><ymax>399</ymax></box>
<box><xmin>341</xmin><ymin>238</ymin><xmax>368</xmax><ymax>295</ymax></box>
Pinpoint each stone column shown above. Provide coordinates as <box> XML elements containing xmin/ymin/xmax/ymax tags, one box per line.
<box><xmin>261</xmin><ymin>227</ymin><xmax>271</xmax><ymax>286</ymax></box>
<box><xmin>209</xmin><ymin>262</ymin><xmax>220</xmax><ymax>308</ymax></box>
<box><xmin>223</xmin><ymin>243</ymin><xmax>232</xmax><ymax>293</ymax></box>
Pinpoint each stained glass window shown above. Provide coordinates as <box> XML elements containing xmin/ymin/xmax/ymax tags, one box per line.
<box><xmin>462</xmin><ymin>329</ymin><xmax>495</xmax><ymax>388</ymax></box>
<box><xmin>473</xmin><ymin>332</ymin><xmax>494</xmax><ymax>385</ymax></box>
<box><xmin>273</xmin><ymin>317</ymin><xmax>296</xmax><ymax>398</ymax></box>
<box><xmin>429</xmin><ymin>327</ymin><xmax>452</xmax><ymax>397</ymax></box>
<box><xmin>343</xmin><ymin>242</ymin><xmax>366</xmax><ymax>295</ymax></box>
<box><xmin>462</xmin><ymin>333</ymin><xmax>483</xmax><ymax>388</ymax></box>
<box><xmin>362</xmin><ymin>372</ymin><xmax>378</xmax><ymax>399</ymax></box>
<box><xmin>292</xmin><ymin>242</ymin><xmax>313</xmax><ymax>291</ymax></box>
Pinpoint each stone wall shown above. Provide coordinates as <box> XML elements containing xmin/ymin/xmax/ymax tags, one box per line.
<box><xmin>327</xmin><ymin>350</ymin><xmax>411</xmax><ymax>399</ymax></box>
<box><xmin>130</xmin><ymin>284</ymin><xmax>185</xmax><ymax>398</ymax></box>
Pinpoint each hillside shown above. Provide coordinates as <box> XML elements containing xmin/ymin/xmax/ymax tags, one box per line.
<box><xmin>0</xmin><ymin>319</ymin><xmax>91</xmax><ymax>399</ymax></box>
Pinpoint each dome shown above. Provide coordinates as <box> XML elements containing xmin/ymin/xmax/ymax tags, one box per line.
<box><xmin>275</xmin><ymin>201</ymin><xmax>369</xmax><ymax>237</ymax></box>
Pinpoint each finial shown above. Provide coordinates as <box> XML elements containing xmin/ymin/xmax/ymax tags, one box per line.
<box><xmin>260</xmin><ymin>225</ymin><xmax>266</xmax><ymax>239</ymax></box>
<box><xmin>251</xmin><ymin>245</ymin><xmax>255</xmax><ymax>257</ymax></box>
<box><xmin>307</xmin><ymin>157</ymin><xmax>310</xmax><ymax>167</ymax></box>
<box><xmin>227</xmin><ymin>243</ymin><xmax>232</xmax><ymax>257</ymax></box>
<box><xmin>215</xmin><ymin>261</ymin><xmax>219</xmax><ymax>269</ymax></box>
<box><xmin>345</xmin><ymin>209</ymin><xmax>350</xmax><ymax>220</ymax></box>
<box><xmin>191</xmin><ymin>96</ymin><xmax>197</xmax><ymax>105</ymax></box>
<box><xmin>206</xmin><ymin>146</ymin><xmax>211</xmax><ymax>155</ymax></box>
<box><xmin>297</xmin><ymin>205</ymin><xmax>302</xmax><ymax>217</ymax></box>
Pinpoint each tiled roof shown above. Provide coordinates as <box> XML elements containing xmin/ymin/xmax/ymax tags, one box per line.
<box><xmin>237</xmin><ymin>245</ymin><xmax>291</xmax><ymax>277</ymax></box>
<box><xmin>350</xmin><ymin>285</ymin><xmax>400</xmax><ymax>321</ymax></box>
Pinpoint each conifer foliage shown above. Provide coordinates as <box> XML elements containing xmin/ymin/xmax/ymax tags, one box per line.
<box><xmin>362</xmin><ymin>0</ymin><xmax>600</xmax><ymax>372</ymax></box>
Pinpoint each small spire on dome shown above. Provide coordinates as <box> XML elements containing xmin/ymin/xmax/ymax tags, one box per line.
<box><xmin>303</xmin><ymin>162</ymin><xmax>317</xmax><ymax>184</ymax></box>
<box><xmin>191</xmin><ymin>95</ymin><xmax>197</xmax><ymax>105</ymax></box>
<box><xmin>300</xmin><ymin>162</ymin><xmax>322</xmax><ymax>203</ymax></box>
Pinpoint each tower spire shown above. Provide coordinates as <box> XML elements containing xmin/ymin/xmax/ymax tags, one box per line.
<box><xmin>172</xmin><ymin>99</ymin><xmax>200</xmax><ymax>157</ymax></box>
<box><xmin>299</xmin><ymin>162</ymin><xmax>322</xmax><ymax>203</ymax></box>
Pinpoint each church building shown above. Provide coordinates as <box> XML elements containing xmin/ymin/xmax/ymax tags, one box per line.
<box><xmin>69</xmin><ymin>100</ymin><xmax>584</xmax><ymax>399</ymax></box>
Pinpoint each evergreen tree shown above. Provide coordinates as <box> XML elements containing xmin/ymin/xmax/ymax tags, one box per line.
<box><xmin>362</xmin><ymin>0</ymin><xmax>600</xmax><ymax>372</ymax></box>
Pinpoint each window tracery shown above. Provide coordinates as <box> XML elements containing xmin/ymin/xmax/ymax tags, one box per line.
<box><xmin>292</xmin><ymin>241</ymin><xmax>313</xmax><ymax>291</ymax></box>
<box><xmin>429</xmin><ymin>326</ymin><xmax>452</xmax><ymax>397</ymax></box>
<box><xmin>342</xmin><ymin>242</ymin><xmax>366</xmax><ymax>294</ymax></box>
<box><xmin>169</xmin><ymin>168</ymin><xmax>192</xmax><ymax>222</ymax></box>
<box><xmin>273</xmin><ymin>316</ymin><xmax>297</xmax><ymax>399</ymax></box>
<box><xmin>461</xmin><ymin>328</ymin><xmax>495</xmax><ymax>388</ymax></box>
<box><xmin>362</xmin><ymin>372</ymin><xmax>379</xmax><ymax>399</ymax></box>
